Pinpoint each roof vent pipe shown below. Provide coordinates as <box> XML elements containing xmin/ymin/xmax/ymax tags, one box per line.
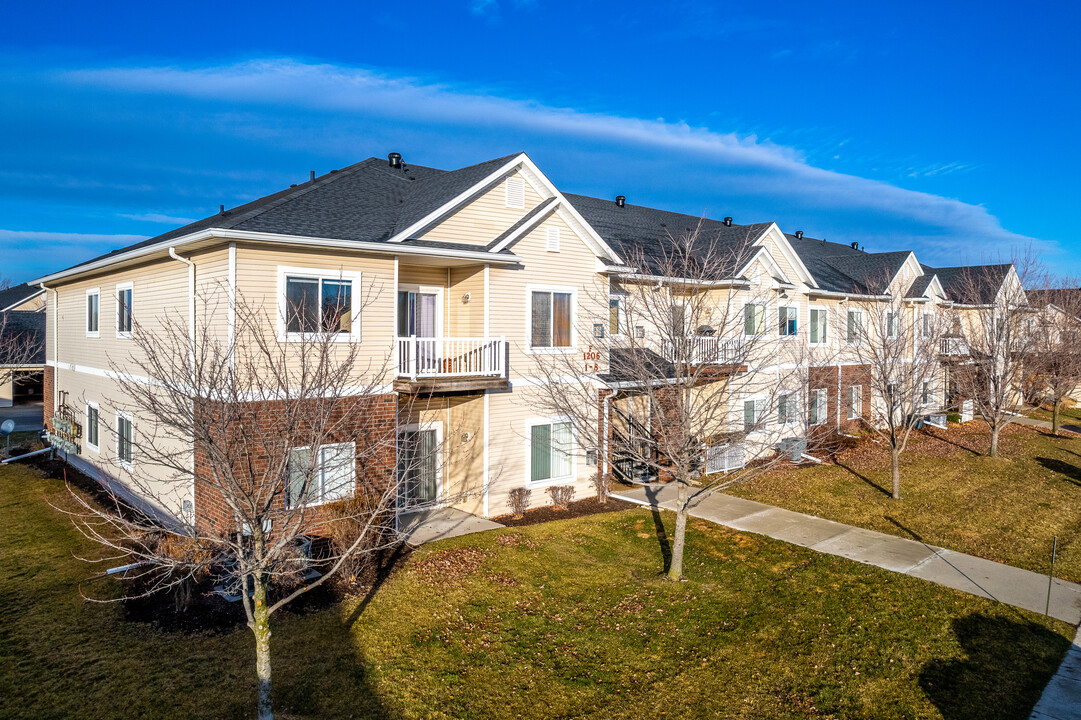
<box><xmin>850</xmin><ymin>241</ymin><xmax>859</xmax><ymax>249</ymax></box>
<box><xmin>310</xmin><ymin>170</ymin><xmax>316</xmax><ymax>182</ymax></box>
<box><xmin>795</xmin><ymin>230</ymin><xmax>804</xmax><ymax>239</ymax></box>
<box><xmin>723</xmin><ymin>217</ymin><xmax>733</xmax><ymax>226</ymax></box>
<box><xmin>219</xmin><ymin>204</ymin><xmax>225</xmax><ymax>216</ymax></box>
<box><xmin>615</xmin><ymin>195</ymin><xmax>626</xmax><ymax>208</ymax></box>
<box><xmin>388</xmin><ymin>152</ymin><xmax>402</xmax><ymax>169</ymax></box>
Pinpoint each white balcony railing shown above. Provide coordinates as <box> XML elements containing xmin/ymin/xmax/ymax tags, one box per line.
<box><xmin>663</xmin><ymin>336</ymin><xmax>745</xmax><ymax>365</ymax></box>
<box><xmin>940</xmin><ymin>337</ymin><xmax>970</xmax><ymax>356</ymax></box>
<box><xmin>396</xmin><ymin>336</ymin><xmax>506</xmax><ymax>379</ymax></box>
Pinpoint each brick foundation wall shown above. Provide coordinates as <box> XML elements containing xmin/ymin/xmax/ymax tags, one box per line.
<box><xmin>193</xmin><ymin>393</ymin><xmax>397</xmax><ymax>535</ymax></box>
<box><xmin>809</xmin><ymin>364</ymin><xmax>872</xmax><ymax>435</ymax></box>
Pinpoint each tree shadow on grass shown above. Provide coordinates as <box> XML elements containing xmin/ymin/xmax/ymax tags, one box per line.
<box><xmin>1035</xmin><ymin>457</ymin><xmax>1081</xmax><ymax>487</ymax></box>
<box><xmin>650</xmin><ymin>508</ymin><xmax>672</xmax><ymax>573</ymax></box>
<box><xmin>919</xmin><ymin>613</ymin><xmax>1070</xmax><ymax>720</ymax></box>
<box><xmin>834</xmin><ymin>460</ymin><xmax>892</xmax><ymax>497</ymax></box>
<box><xmin>924</xmin><ymin>428</ymin><xmax>983</xmax><ymax>457</ymax></box>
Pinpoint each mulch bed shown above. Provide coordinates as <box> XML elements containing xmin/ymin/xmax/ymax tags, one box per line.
<box><xmin>493</xmin><ymin>494</ymin><xmax>636</xmax><ymax>527</ymax></box>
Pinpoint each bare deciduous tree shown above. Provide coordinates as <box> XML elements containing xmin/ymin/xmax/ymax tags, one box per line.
<box><xmin>530</xmin><ymin>225</ymin><xmax>840</xmax><ymax>579</ymax></box>
<box><xmin>1023</xmin><ymin>281</ymin><xmax>1081</xmax><ymax>435</ymax></box>
<box><xmin>847</xmin><ymin>283</ymin><xmax>949</xmax><ymax>499</ymax></box>
<box><xmin>57</xmin><ymin>288</ymin><xmax>458</xmax><ymax>720</ymax></box>
<box><xmin>950</xmin><ymin>261</ymin><xmax>1034</xmax><ymax>456</ymax></box>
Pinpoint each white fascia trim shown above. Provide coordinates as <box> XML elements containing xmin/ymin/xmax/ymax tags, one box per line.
<box><xmin>807</xmin><ymin>289</ymin><xmax>890</xmax><ymax>301</ymax></box>
<box><xmin>488</xmin><ymin>199</ymin><xmax>562</xmax><ymax>253</ymax></box>
<box><xmin>31</xmin><ymin>229</ymin><xmax>523</xmax><ymax>285</ymax></box>
<box><xmin>735</xmin><ymin>246</ymin><xmax>792</xmax><ymax>286</ymax></box>
<box><xmin>387</xmin><ymin>155</ymin><xmax>530</xmax><ymax>243</ymax></box>
<box><xmin>0</xmin><ymin>287</ymin><xmax>46</xmax><ymax>312</ymax></box>
<box><xmin>887</xmin><ymin>251</ymin><xmax>921</xmax><ymax>291</ymax></box>
<box><xmin>763</xmin><ymin>224</ymin><xmax>817</xmax><ymax>288</ymax></box>
<box><xmin>611</xmin><ymin>272</ymin><xmax>749</xmax><ymax>289</ymax></box>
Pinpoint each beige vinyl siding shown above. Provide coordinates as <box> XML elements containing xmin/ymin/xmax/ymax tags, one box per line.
<box><xmin>7</xmin><ymin>294</ymin><xmax>45</xmax><ymax>312</ymax></box>
<box><xmin>418</xmin><ymin>170</ymin><xmax>545</xmax><ymax>246</ymax></box>
<box><xmin>448</xmin><ymin>266</ymin><xmax>484</xmax><ymax>337</ymax></box>
<box><xmin>398</xmin><ymin>394</ymin><xmax>486</xmax><ymax>515</ymax></box>
<box><xmin>489</xmin><ymin>212</ymin><xmax>608</xmax><ymax>379</ymax></box>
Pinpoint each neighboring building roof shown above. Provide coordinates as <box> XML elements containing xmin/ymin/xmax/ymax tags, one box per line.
<box><xmin>564</xmin><ymin>193</ymin><xmax>773</xmax><ymax>276</ymax></box>
<box><xmin>905</xmin><ymin>273</ymin><xmax>935</xmax><ymax>298</ymax></box>
<box><xmin>0</xmin><ymin>310</ymin><xmax>46</xmax><ymax>365</ymax></box>
<box><xmin>0</xmin><ymin>283</ymin><xmax>45</xmax><ymax>312</ymax></box>
<box><xmin>787</xmin><ymin>235</ymin><xmax>909</xmax><ymax>294</ymax></box>
<box><xmin>923</xmin><ymin>264</ymin><xmax>1013</xmax><ymax>305</ymax></box>
<box><xmin>1026</xmin><ymin>288</ymin><xmax>1081</xmax><ymax>310</ymax></box>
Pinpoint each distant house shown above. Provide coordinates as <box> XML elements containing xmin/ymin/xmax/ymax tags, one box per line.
<box><xmin>0</xmin><ymin>283</ymin><xmax>46</xmax><ymax>407</ymax></box>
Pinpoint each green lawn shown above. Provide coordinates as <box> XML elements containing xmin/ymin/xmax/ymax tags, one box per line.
<box><xmin>1028</xmin><ymin>405</ymin><xmax>1081</xmax><ymax>426</ymax></box>
<box><xmin>731</xmin><ymin>421</ymin><xmax>1081</xmax><ymax>582</ymax></box>
<box><xmin>1</xmin><ymin>460</ymin><xmax>1073</xmax><ymax>720</ymax></box>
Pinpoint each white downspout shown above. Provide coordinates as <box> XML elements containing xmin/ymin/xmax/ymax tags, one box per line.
<box><xmin>40</xmin><ymin>283</ymin><xmax>56</xmax><ymax>421</ymax></box>
<box><xmin>168</xmin><ymin>247</ymin><xmax>196</xmax><ymax>526</ymax></box>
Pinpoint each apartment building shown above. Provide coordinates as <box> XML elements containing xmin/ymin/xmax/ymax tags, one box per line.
<box><xmin>0</xmin><ymin>283</ymin><xmax>46</xmax><ymax>407</ymax></box>
<box><xmin>32</xmin><ymin>152</ymin><xmax>1019</xmax><ymax>525</ymax></box>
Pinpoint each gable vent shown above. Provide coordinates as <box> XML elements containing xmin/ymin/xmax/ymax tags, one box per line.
<box><xmin>505</xmin><ymin>176</ymin><xmax>525</xmax><ymax>209</ymax></box>
<box><xmin>546</xmin><ymin>227</ymin><xmax>561</xmax><ymax>252</ymax></box>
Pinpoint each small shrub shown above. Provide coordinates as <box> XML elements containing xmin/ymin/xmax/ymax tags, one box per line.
<box><xmin>591</xmin><ymin>472</ymin><xmax>611</xmax><ymax>505</ymax></box>
<box><xmin>947</xmin><ymin>412</ymin><xmax>961</xmax><ymax>424</ymax></box>
<box><xmin>508</xmin><ymin>487</ymin><xmax>531</xmax><ymax>518</ymax></box>
<box><xmin>322</xmin><ymin>494</ymin><xmax>392</xmax><ymax>585</ymax></box>
<box><xmin>546</xmin><ymin>485</ymin><xmax>575</xmax><ymax>510</ymax></box>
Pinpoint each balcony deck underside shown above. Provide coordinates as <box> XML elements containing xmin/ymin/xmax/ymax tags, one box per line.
<box><xmin>394</xmin><ymin>375</ymin><xmax>510</xmax><ymax>394</ymax></box>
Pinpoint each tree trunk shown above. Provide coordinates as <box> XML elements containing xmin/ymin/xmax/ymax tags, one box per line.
<box><xmin>890</xmin><ymin>448</ymin><xmax>901</xmax><ymax>500</ymax></box>
<box><xmin>1052</xmin><ymin>402</ymin><xmax>1061</xmax><ymax>436</ymax></box>
<box><xmin>667</xmin><ymin>480</ymin><xmax>689</xmax><ymax>581</ymax></box>
<box><xmin>252</xmin><ymin>579</ymin><xmax>273</xmax><ymax>720</ymax></box>
<box><xmin>989</xmin><ymin>424</ymin><xmax>1000</xmax><ymax>457</ymax></box>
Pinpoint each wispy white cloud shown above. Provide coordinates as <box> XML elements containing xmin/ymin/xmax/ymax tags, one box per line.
<box><xmin>470</xmin><ymin>0</ymin><xmax>498</xmax><ymax>16</ymax></box>
<box><xmin>57</xmin><ymin>58</ymin><xmax>1042</xmax><ymax>263</ymax></box>
<box><xmin>117</xmin><ymin>212</ymin><xmax>196</xmax><ymax>224</ymax></box>
<box><xmin>0</xmin><ymin>229</ymin><xmax>147</xmax><ymax>280</ymax></box>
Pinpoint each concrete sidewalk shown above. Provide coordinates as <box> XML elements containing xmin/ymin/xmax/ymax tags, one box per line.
<box><xmin>614</xmin><ymin>483</ymin><xmax>1081</xmax><ymax>625</ymax></box>
<box><xmin>398</xmin><ymin>508</ymin><xmax>503</xmax><ymax>545</ymax></box>
<box><xmin>1012</xmin><ymin>414</ymin><xmax>1081</xmax><ymax>435</ymax></box>
<box><xmin>1030</xmin><ymin>626</ymin><xmax>1081</xmax><ymax>719</ymax></box>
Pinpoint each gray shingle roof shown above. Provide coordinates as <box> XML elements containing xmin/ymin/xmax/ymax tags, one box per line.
<box><xmin>0</xmin><ymin>284</ymin><xmax>44</xmax><ymax>312</ymax></box>
<box><xmin>564</xmin><ymin>194</ymin><xmax>773</xmax><ymax>276</ymax></box>
<box><xmin>923</xmin><ymin>264</ymin><xmax>1013</xmax><ymax>305</ymax></box>
<box><xmin>787</xmin><ymin>235</ymin><xmax>912</xmax><ymax>294</ymax></box>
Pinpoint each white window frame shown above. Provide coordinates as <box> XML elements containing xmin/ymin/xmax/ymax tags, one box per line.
<box><xmin>525</xmin><ymin>415</ymin><xmax>575</xmax><ymax>488</ymax></box>
<box><xmin>847</xmin><ymin>385</ymin><xmax>862</xmax><ymax>420</ymax></box>
<box><xmin>809</xmin><ymin>307</ymin><xmax>829</xmax><ymax>346</ymax></box>
<box><xmin>921</xmin><ymin>312</ymin><xmax>934</xmax><ymax>340</ymax></box>
<box><xmin>396</xmin><ymin>422</ymin><xmax>444</xmax><ymax>512</ymax></box>
<box><xmin>608</xmin><ymin>292</ymin><xmax>626</xmax><ymax>338</ymax></box>
<box><xmin>396</xmin><ymin>284</ymin><xmax>445</xmax><ymax>339</ymax></box>
<box><xmin>526</xmin><ymin>284</ymin><xmax>577</xmax><ymax>353</ymax></box>
<box><xmin>276</xmin><ymin>265</ymin><xmax>363</xmax><ymax>343</ymax></box>
<box><xmin>741</xmin><ymin>396</ymin><xmax>767</xmax><ymax>433</ymax></box>
<box><xmin>921</xmin><ymin>380</ymin><xmax>935</xmax><ymax>407</ymax></box>
<box><xmin>85</xmin><ymin>401</ymin><xmax>100</xmax><ymax>453</ymax></box>
<box><xmin>116</xmin><ymin>411</ymin><xmax>133</xmax><ymax>469</ymax></box>
<box><xmin>504</xmin><ymin>176</ymin><xmax>525</xmax><ymax>209</ymax></box>
<box><xmin>777</xmin><ymin>390</ymin><xmax>799</xmax><ymax>425</ymax></box>
<box><xmin>286</xmin><ymin>441</ymin><xmax>357</xmax><ymax>509</ymax></box>
<box><xmin>743</xmin><ymin>302</ymin><xmax>766</xmax><ymax>337</ymax></box>
<box><xmin>778</xmin><ymin>305</ymin><xmax>799</xmax><ymax>338</ymax></box>
<box><xmin>886</xmin><ymin>310</ymin><xmax>900</xmax><ymax>340</ymax></box>
<box><xmin>846</xmin><ymin>310</ymin><xmax>863</xmax><ymax>346</ymax></box>
<box><xmin>809</xmin><ymin>388</ymin><xmax>828</xmax><ymax>426</ymax></box>
<box><xmin>85</xmin><ymin>288</ymin><xmax>100</xmax><ymax>338</ymax></box>
<box><xmin>115</xmin><ymin>281</ymin><xmax>133</xmax><ymax>339</ymax></box>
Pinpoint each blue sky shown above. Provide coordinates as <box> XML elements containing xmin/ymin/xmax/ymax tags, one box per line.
<box><xmin>2</xmin><ymin>0</ymin><xmax>1078</xmax><ymax>282</ymax></box>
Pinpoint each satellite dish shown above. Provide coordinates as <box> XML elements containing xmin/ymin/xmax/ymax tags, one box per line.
<box><xmin>0</xmin><ymin>420</ymin><xmax>14</xmax><ymax>436</ymax></box>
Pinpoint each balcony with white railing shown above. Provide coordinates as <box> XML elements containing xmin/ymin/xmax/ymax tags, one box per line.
<box><xmin>395</xmin><ymin>336</ymin><xmax>508</xmax><ymax>392</ymax></box>
<box><xmin>940</xmin><ymin>336</ymin><xmax>970</xmax><ymax>357</ymax></box>
<box><xmin>662</xmin><ymin>336</ymin><xmax>746</xmax><ymax>366</ymax></box>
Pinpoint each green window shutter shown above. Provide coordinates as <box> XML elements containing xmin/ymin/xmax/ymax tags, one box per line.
<box><xmin>744</xmin><ymin>305</ymin><xmax>755</xmax><ymax>336</ymax></box>
<box><xmin>743</xmin><ymin>400</ymin><xmax>755</xmax><ymax>431</ymax></box>
<box><xmin>531</xmin><ymin>424</ymin><xmax>552</xmax><ymax>482</ymax></box>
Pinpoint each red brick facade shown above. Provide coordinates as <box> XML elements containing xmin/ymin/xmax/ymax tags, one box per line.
<box><xmin>808</xmin><ymin>363</ymin><xmax>872</xmax><ymax>435</ymax></box>
<box><xmin>192</xmin><ymin>393</ymin><xmax>398</xmax><ymax>535</ymax></box>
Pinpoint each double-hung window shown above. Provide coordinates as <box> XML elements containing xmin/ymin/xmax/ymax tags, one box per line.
<box><xmin>529</xmin><ymin>419</ymin><xmax>572</xmax><ymax>484</ymax></box>
<box><xmin>778</xmin><ymin>306</ymin><xmax>798</xmax><ymax>337</ymax></box>
<box><xmin>886</xmin><ymin>311</ymin><xmax>900</xmax><ymax>339</ymax></box>
<box><xmin>809</xmin><ymin>308</ymin><xmax>828</xmax><ymax>345</ymax></box>
<box><xmin>86</xmin><ymin>403</ymin><xmax>99</xmax><ymax>452</ymax></box>
<box><xmin>287</xmin><ymin>442</ymin><xmax>355</xmax><ymax>508</ymax></box>
<box><xmin>86</xmin><ymin>289</ymin><xmax>100</xmax><ymax>337</ymax></box>
<box><xmin>846</xmin><ymin>310</ymin><xmax>862</xmax><ymax>345</ymax></box>
<box><xmin>117</xmin><ymin>413</ymin><xmax>133</xmax><ymax>468</ymax></box>
<box><xmin>609</xmin><ymin>296</ymin><xmax>624</xmax><ymax>336</ymax></box>
<box><xmin>116</xmin><ymin>282</ymin><xmax>133</xmax><ymax>338</ymax></box>
<box><xmin>847</xmin><ymin>386</ymin><xmax>862</xmax><ymax>420</ymax></box>
<box><xmin>530</xmin><ymin>289</ymin><xmax>573</xmax><ymax>349</ymax></box>
<box><xmin>743</xmin><ymin>398</ymin><xmax>764</xmax><ymax>433</ymax></box>
<box><xmin>744</xmin><ymin>303</ymin><xmax>766</xmax><ymax>336</ymax></box>
<box><xmin>809</xmin><ymin>388</ymin><xmax>828</xmax><ymax>426</ymax></box>
<box><xmin>921</xmin><ymin>313</ymin><xmax>934</xmax><ymax>339</ymax></box>
<box><xmin>922</xmin><ymin>381</ymin><xmax>934</xmax><ymax>406</ymax></box>
<box><xmin>777</xmin><ymin>392</ymin><xmax>798</xmax><ymax>424</ymax></box>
